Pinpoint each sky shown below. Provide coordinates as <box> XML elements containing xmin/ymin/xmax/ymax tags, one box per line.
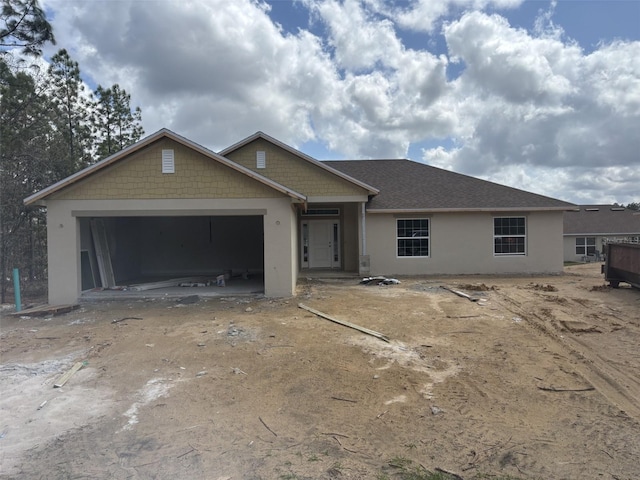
<box><xmin>37</xmin><ymin>0</ymin><xmax>640</xmax><ymax>205</ymax></box>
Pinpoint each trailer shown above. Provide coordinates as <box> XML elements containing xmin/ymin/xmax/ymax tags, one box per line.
<box><xmin>602</xmin><ymin>242</ymin><xmax>640</xmax><ymax>288</ymax></box>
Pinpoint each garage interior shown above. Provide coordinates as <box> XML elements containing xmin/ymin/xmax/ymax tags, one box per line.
<box><xmin>79</xmin><ymin>215</ymin><xmax>265</xmax><ymax>298</ymax></box>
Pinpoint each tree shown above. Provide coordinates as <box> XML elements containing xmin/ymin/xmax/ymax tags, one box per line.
<box><xmin>626</xmin><ymin>202</ymin><xmax>639</xmax><ymax>211</ymax></box>
<box><xmin>93</xmin><ymin>84</ymin><xmax>144</xmax><ymax>159</ymax></box>
<box><xmin>0</xmin><ymin>0</ymin><xmax>55</xmax><ymax>56</ymax></box>
<box><xmin>47</xmin><ymin>48</ymin><xmax>93</xmax><ymax>174</ymax></box>
<box><xmin>0</xmin><ymin>56</ymin><xmax>53</xmax><ymax>302</ymax></box>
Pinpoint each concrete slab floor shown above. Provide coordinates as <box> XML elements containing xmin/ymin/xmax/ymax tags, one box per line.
<box><xmin>80</xmin><ymin>277</ymin><xmax>264</xmax><ymax>301</ymax></box>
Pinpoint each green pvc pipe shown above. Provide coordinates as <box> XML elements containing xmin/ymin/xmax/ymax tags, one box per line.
<box><xmin>13</xmin><ymin>268</ymin><xmax>21</xmax><ymax>312</ymax></box>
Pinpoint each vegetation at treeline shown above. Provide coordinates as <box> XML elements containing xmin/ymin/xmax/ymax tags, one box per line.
<box><xmin>1</xmin><ymin>0</ymin><xmax>143</xmax><ymax>302</ymax></box>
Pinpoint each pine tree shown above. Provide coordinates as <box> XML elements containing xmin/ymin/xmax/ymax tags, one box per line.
<box><xmin>0</xmin><ymin>57</ymin><xmax>52</xmax><ymax>302</ymax></box>
<box><xmin>0</xmin><ymin>0</ymin><xmax>55</xmax><ymax>56</ymax></box>
<box><xmin>93</xmin><ymin>84</ymin><xmax>144</xmax><ymax>159</ymax></box>
<box><xmin>47</xmin><ymin>48</ymin><xmax>93</xmax><ymax>173</ymax></box>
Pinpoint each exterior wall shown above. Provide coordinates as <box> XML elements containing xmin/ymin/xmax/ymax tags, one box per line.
<box><xmin>563</xmin><ymin>235</ymin><xmax>640</xmax><ymax>262</ymax></box>
<box><xmin>52</xmin><ymin>138</ymin><xmax>281</xmax><ymax>200</ymax></box>
<box><xmin>225</xmin><ymin>138</ymin><xmax>368</xmax><ymax>199</ymax></box>
<box><xmin>45</xmin><ymin>197</ymin><xmax>297</xmax><ymax>304</ymax></box>
<box><xmin>563</xmin><ymin>235</ymin><xmax>604</xmax><ymax>262</ymax></box>
<box><xmin>263</xmin><ymin>203</ymin><xmax>299</xmax><ymax>297</ymax></box>
<box><xmin>47</xmin><ymin>201</ymin><xmax>82</xmax><ymax>304</ymax></box>
<box><xmin>342</xmin><ymin>203</ymin><xmax>360</xmax><ymax>272</ymax></box>
<box><xmin>366</xmin><ymin>210</ymin><xmax>564</xmax><ymax>276</ymax></box>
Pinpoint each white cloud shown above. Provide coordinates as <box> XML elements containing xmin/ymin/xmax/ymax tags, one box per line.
<box><xmin>391</xmin><ymin>0</ymin><xmax>523</xmax><ymax>33</ymax></box>
<box><xmin>445</xmin><ymin>11</ymin><xmax>576</xmax><ymax>103</ymax></box>
<box><xmin>38</xmin><ymin>0</ymin><xmax>640</xmax><ymax>204</ymax></box>
<box><xmin>422</xmin><ymin>11</ymin><xmax>640</xmax><ymax>204</ymax></box>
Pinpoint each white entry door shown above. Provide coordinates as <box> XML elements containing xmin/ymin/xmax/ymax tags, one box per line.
<box><xmin>307</xmin><ymin>220</ymin><xmax>340</xmax><ymax>268</ymax></box>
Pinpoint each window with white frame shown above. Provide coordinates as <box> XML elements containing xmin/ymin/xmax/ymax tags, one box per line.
<box><xmin>494</xmin><ymin>217</ymin><xmax>526</xmax><ymax>255</ymax></box>
<box><xmin>575</xmin><ymin>237</ymin><xmax>596</xmax><ymax>255</ymax></box>
<box><xmin>397</xmin><ymin>218</ymin><xmax>429</xmax><ymax>257</ymax></box>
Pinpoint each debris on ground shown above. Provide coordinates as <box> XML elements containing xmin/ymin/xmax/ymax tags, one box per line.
<box><xmin>298</xmin><ymin>303</ymin><xmax>390</xmax><ymax>342</ymax></box>
<box><xmin>360</xmin><ymin>276</ymin><xmax>401</xmax><ymax>286</ymax></box>
<box><xmin>458</xmin><ymin>283</ymin><xmax>497</xmax><ymax>291</ymax></box>
<box><xmin>176</xmin><ymin>295</ymin><xmax>200</xmax><ymax>305</ymax></box>
<box><xmin>53</xmin><ymin>361</ymin><xmax>87</xmax><ymax>388</ymax></box>
<box><xmin>441</xmin><ymin>286</ymin><xmax>486</xmax><ymax>303</ymax></box>
<box><xmin>111</xmin><ymin>316</ymin><xmax>143</xmax><ymax>324</ymax></box>
<box><xmin>528</xmin><ymin>283</ymin><xmax>559</xmax><ymax>292</ymax></box>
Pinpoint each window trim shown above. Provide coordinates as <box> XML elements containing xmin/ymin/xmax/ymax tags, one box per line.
<box><xmin>396</xmin><ymin>218</ymin><xmax>430</xmax><ymax>258</ymax></box>
<box><xmin>493</xmin><ymin>216</ymin><xmax>526</xmax><ymax>256</ymax></box>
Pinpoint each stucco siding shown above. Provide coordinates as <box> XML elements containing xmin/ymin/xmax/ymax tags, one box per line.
<box><xmin>563</xmin><ymin>235</ymin><xmax>607</xmax><ymax>262</ymax></box>
<box><xmin>225</xmin><ymin>138</ymin><xmax>368</xmax><ymax>198</ymax></box>
<box><xmin>51</xmin><ymin>139</ymin><xmax>282</xmax><ymax>201</ymax></box>
<box><xmin>262</xmin><ymin>203</ymin><xmax>299</xmax><ymax>297</ymax></box>
<box><xmin>366</xmin><ymin>211</ymin><xmax>564</xmax><ymax>276</ymax></box>
<box><xmin>342</xmin><ymin>203</ymin><xmax>360</xmax><ymax>272</ymax></box>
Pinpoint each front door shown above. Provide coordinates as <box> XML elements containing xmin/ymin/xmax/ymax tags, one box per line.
<box><xmin>305</xmin><ymin>220</ymin><xmax>340</xmax><ymax>269</ymax></box>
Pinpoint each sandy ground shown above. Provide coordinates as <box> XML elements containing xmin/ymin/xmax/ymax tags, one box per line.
<box><xmin>1</xmin><ymin>263</ymin><xmax>639</xmax><ymax>480</ymax></box>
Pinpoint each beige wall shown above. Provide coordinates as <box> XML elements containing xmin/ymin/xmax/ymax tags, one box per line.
<box><xmin>562</xmin><ymin>235</ymin><xmax>626</xmax><ymax>262</ymax></box>
<box><xmin>52</xmin><ymin>139</ymin><xmax>281</xmax><ymax>201</ymax></box>
<box><xmin>342</xmin><ymin>203</ymin><xmax>360</xmax><ymax>272</ymax></box>
<box><xmin>366</xmin><ymin>211</ymin><xmax>565</xmax><ymax>276</ymax></box>
<box><xmin>47</xmin><ymin>202</ymin><xmax>82</xmax><ymax>304</ymax></box>
<box><xmin>225</xmin><ymin>138</ymin><xmax>369</xmax><ymax>199</ymax></box>
<box><xmin>45</xmin><ymin>197</ymin><xmax>298</xmax><ymax>304</ymax></box>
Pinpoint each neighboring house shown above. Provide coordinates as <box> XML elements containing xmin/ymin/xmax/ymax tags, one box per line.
<box><xmin>563</xmin><ymin>205</ymin><xmax>640</xmax><ymax>262</ymax></box>
<box><xmin>25</xmin><ymin>129</ymin><xmax>575</xmax><ymax>305</ymax></box>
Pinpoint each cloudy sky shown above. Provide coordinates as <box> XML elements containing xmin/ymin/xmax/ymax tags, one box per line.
<box><xmin>39</xmin><ymin>0</ymin><xmax>639</xmax><ymax>205</ymax></box>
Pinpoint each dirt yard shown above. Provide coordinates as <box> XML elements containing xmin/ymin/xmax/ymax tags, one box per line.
<box><xmin>1</xmin><ymin>263</ymin><xmax>639</xmax><ymax>480</ymax></box>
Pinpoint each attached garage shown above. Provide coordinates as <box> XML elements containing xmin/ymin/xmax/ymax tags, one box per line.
<box><xmin>78</xmin><ymin>215</ymin><xmax>264</xmax><ymax>290</ymax></box>
<box><xmin>26</xmin><ymin>130</ymin><xmax>306</xmax><ymax>304</ymax></box>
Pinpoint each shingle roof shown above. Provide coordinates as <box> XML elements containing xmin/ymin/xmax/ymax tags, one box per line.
<box><xmin>563</xmin><ymin>205</ymin><xmax>640</xmax><ymax>235</ymax></box>
<box><xmin>325</xmin><ymin>159</ymin><xmax>575</xmax><ymax>211</ymax></box>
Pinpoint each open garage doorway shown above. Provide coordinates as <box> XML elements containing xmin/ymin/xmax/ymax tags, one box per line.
<box><xmin>79</xmin><ymin>215</ymin><xmax>265</xmax><ymax>297</ymax></box>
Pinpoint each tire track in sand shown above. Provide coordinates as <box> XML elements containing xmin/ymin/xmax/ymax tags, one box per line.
<box><xmin>493</xmin><ymin>290</ymin><xmax>640</xmax><ymax>422</ymax></box>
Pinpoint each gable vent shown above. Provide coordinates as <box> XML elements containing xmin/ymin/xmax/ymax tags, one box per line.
<box><xmin>162</xmin><ymin>149</ymin><xmax>175</xmax><ymax>173</ymax></box>
<box><xmin>256</xmin><ymin>150</ymin><xmax>266</xmax><ymax>169</ymax></box>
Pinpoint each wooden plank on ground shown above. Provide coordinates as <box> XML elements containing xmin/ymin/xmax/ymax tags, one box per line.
<box><xmin>54</xmin><ymin>361</ymin><xmax>85</xmax><ymax>388</ymax></box>
<box><xmin>441</xmin><ymin>286</ymin><xmax>481</xmax><ymax>302</ymax></box>
<box><xmin>128</xmin><ymin>277</ymin><xmax>209</xmax><ymax>291</ymax></box>
<box><xmin>298</xmin><ymin>303</ymin><xmax>390</xmax><ymax>342</ymax></box>
<box><xmin>9</xmin><ymin>304</ymin><xmax>79</xmax><ymax>317</ymax></box>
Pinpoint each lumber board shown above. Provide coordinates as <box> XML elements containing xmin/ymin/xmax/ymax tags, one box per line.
<box><xmin>91</xmin><ymin>219</ymin><xmax>116</xmax><ymax>288</ymax></box>
<box><xmin>54</xmin><ymin>361</ymin><xmax>85</xmax><ymax>388</ymax></box>
<box><xmin>128</xmin><ymin>277</ymin><xmax>209</xmax><ymax>291</ymax></box>
<box><xmin>298</xmin><ymin>303</ymin><xmax>390</xmax><ymax>342</ymax></box>
<box><xmin>10</xmin><ymin>304</ymin><xmax>79</xmax><ymax>317</ymax></box>
<box><xmin>441</xmin><ymin>286</ymin><xmax>480</xmax><ymax>302</ymax></box>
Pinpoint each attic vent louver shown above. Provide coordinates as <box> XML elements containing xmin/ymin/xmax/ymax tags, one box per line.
<box><xmin>162</xmin><ymin>149</ymin><xmax>175</xmax><ymax>173</ymax></box>
<box><xmin>256</xmin><ymin>151</ymin><xmax>266</xmax><ymax>169</ymax></box>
